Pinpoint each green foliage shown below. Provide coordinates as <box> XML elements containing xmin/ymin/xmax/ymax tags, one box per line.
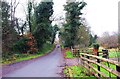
<box><xmin>33</xmin><ymin>23</ymin><xmax>53</xmax><ymax>48</ymax></box>
<box><xmin>2</xmin><ymin>1</ymin><xmax>19</xmax><ymax>60</ymax></box>
<box><xmin>2</xmin><ymin>0</ymin><xmax>56</xmax><ymax>65</ymax></box>
<box><xmin>89</xmin><ymin>34</ymin><xmax>98</xmax><ymax>46</ymax></box>
<box><xmin>12</xmin><ymin>37</ymin><xmax>29</xmax><ymax>53</ymax></box>
<box><xmin>93</xmin><ymin>43</ymin><xmax>100</xmax><ymax>49</ymax></box>
<box><xmin>12</xmin><ymin>33</ymin><xmax>38</xmax><ymax>54</ymax></box>
<box><xmin>3</xmin><ymin>43</ymin><xmax>54</xmax><ymax>65</ymax></box>
<box><xmin>93</xmin><ymin>35</ymin><xmax>98</xmax><ymax>43</ymax></box>
<box><xmin>33</xmin><ymin>1</ymin><xmax>54</xmax><ymax>49</ymax></box>
<box><xmin>51</xmin><ymin>24</ymin><xmax>59</xmax><ymax>44</ymax></box>
<box><xmin>61</xmin><ymin>1</ymin><xmax>90</xmax><ymax>48</ymax></box>
<box><xmin>64</xmin><ymin>63</ymin><xmax>116</xmax><ymax>77</ymax></box>
<box><xmin>92</xmin><ymin>62</ymin><xmax>116</xmax><ymax>77</ymax></box>
<box><xmin>109</xmin><ymin>51</ymin><xmax>120</xmax><ymax>58</ymax></box>
<box><xmin>65</xmin><ymin>51</ymin><xmax>74</xmax><ymax>59</ymax></box>
<box><xmin>27</xmin><ymin>1</ymin><xmax>32</xmax><ymax>32</ymax></box>
<box><xmin>64</xmin><ymin>66</ymin><xmax>89</xmax><ymax>77</ymax></box>
<box><xmin>1</xmin><ymin>1</ymin><xmax>10</xmax><ymax>27</ymax></box>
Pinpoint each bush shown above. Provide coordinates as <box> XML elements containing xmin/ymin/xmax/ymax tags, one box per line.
<box><xmin>12</xmin><ymin>37</ymin><xmax>29</xmax><ymax>53</ymax></box>
<box><xmin>93</xmin><ymin>43</ymin><xmax>100</xmax><ymax>49</ymax></box>
<box><xmin>12</xmin><ymin>33</ymin><xmax>38</xmax><ymax>54</ymax></box>
<box><xmin>25</xmin><ymin>33</ymin><xmax>38</xmax><ymax>54</ymax></box>
<box><xmin>65</xmin><ymin>51</ymin><xmax>74</xmax><ymax>58</ymax></box>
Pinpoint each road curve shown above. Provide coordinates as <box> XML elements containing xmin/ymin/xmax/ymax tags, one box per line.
<box><xmin>3</xmin><ymin>46</ymin><xmax>64</xmax><ymax>77</ymax></box>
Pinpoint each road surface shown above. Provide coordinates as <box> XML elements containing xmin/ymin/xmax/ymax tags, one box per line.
<box><xmin>2</xmin><ymin>46</ymin><xmax>64</xmax><ymax>77</ymax></box>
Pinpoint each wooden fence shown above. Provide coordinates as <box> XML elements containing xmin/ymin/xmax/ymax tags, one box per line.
<box><xmin>72</xmin><ymin>49</ymin><xmax>120</xmax><ymax>79</ymax></box>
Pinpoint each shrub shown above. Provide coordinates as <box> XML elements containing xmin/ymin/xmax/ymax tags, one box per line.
<box><xmin>13</xmin><ymin>33</ymin><xmax>38</xmax><ymax>54</ymax></box>
<box><xmin>12</xmin><ymin>37</ymin><xmax>29</xmax><ymax>53</ymax></box>
<box><xmin>65</xmin><ymin>51</ymin><xmax>74</xmax><ymax>58</ymax></box>
<box><xmin>93</xmin><ymin>43</ymin><xmax>100</xmax><ymax>49</ymax></box>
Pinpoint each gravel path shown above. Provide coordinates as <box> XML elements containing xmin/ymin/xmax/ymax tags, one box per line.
<box><xmin>64</xmin><ymin>58</ymin><xmax>80</xmax><ymax>66</ymax></box>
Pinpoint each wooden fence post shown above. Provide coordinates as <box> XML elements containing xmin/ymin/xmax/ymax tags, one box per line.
<box><xmin>78</xmin><ymin>49</ymin><xmax>80</xmax><ymax>57</ymax></box>
<box><xmin>102</xmin><ymin>49</ymin><xmax>108</xmax><ymax>59</ymax></box>
<box><xmin>77</xmin><ymin>49</ymin><xmax>80</xmax><ymax>65</ymax></box>
<box><xmin>102</xmin><ymin>49</ymin><xmax>111</xmax><ymax>77</ymax></box>
<box><xmin>73</xmin><ymin>49</ymin><xmax>75</xmax><ymax>57</ymax></box>
<box><xmin>116</xmin><ymin>66</ymin><xmax>120</xmax><ymax>79</ymax></box>
<box><xmin>97</xmin><ymin>52</ymin><xmax>100</xmax><ymax>77</ymax></box>
<box><xmin>87</xmin><ymin>52</ymin><xmax>90</xmax><ymax>65</ymax></box>
<box><xmin>87</xmin><ymin>52</ymin><xmax>90</xmax><ymax>75</ymax></box>
<box><xmin>81</xmin><ymin>52</ymin><xmax>84</xmax><ymax>66</ymax></box>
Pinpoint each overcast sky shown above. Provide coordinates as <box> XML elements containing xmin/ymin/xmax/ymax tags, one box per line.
<box><xmin>84</xmin><ymin>0</ymin><xmax>119</xmax><ymax>36</ymax></box>
<box><xmin>6</xmin><ymin>0</ymin><xmax>120</xmax><ymax>36</ymax></box>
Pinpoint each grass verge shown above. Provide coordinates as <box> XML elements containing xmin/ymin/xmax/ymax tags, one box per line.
<box><xmin>92</xmin><ymin>62</ymin><xmax>116</xmax><ymax>77</ymax></box>
<box><xmin>65</xmin><ymin>51</ymin><xmax>74</xmax><ymax>59</ymax></box>
<box><xmin>64</xmin><ymin>66</ymin><xmax>87</xmax><ymax>77</ymax></box>
<box><xmin>2</xmin><ymin>43</ymin><xmax>55</xmax><ymax>65</ymax></box>
<box><xmin>64</xmin><ymin>65</ymin><xmax>96</xmax><ymax>78</ymax></box>
<box><xmin>109</xmin><ymin>51</ymin><xmax>120</xmax><ymax>58</ymax></box>
<box><xmin>64</xmin><ymin>63</ymin><xmax>117</xmax><ymax>78</ymax></box>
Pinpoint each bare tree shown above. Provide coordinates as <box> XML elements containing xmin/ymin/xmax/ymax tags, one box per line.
<box><xmin>10</xmin><ymin>0</ymin><xmax>20</xmax><ymax>28</ymax></box>
<box><xmin>97</xmin><ymin>32</ymin><xmax>118</xmax><ymax>49</ymax></box>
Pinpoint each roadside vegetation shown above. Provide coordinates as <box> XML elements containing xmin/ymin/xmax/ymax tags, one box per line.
<box><xmin>64</xmin><ymin>66</ymin><xmax>88</xmax><ymax>77</ymax></box>
<box><xmin>2</xmin><ymin>43</ymin><xmax>55</xmax><ymax>65</ymax></box>
<box><xmin>91</xmin><ymin>62</ymin><xmax>116</xmax><ymax>77</ymax></box>
<box><xmin>109</xmin><ymin>51</ymin><xmax>120</xmax><ymax>58</ymax></box>
<box><xmin>2</xmin><ymin>0</ymin><xmax>119</xmax><ymax>78</ymax></box>
<box><xmin>109</xmin><ymin>52</ymin><xmax>120</xmax><ymax>58</ymax></box>
<box><xmin>64</xmin><ymin>66</ymin><xmax>97</xmax><ymax>78</ymax></box>
<box><xmin>57</xmin><ymin>0</ymin><xmax>119</xmax><ymax>78</ymax></box>
<box><xmin>63</xmin><ymin>45</ymin><xmax>119</xmax><ymax>77</ymax></box>
<box><xmin>64</xmin><ymin>64</ymin><xmax>116</xmax><ymax>77</ymax></box>
<box><xmin>2</xmin><ymin>0</ymin><xmax>58</xmax><ymax>65</ymax></box>
<box><xmin>65</xmin><ymin>51</ymin><xmax>74</xmax><ymax>59</ymax></box>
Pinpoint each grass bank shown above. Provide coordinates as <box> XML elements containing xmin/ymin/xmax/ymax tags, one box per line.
<box><xmin>64</xmin><ymin>66</ymin><xmax>96</xmax><ymax>78</ymax></box>
<box><xmin>64</xmin><ymin>50</ymin><xmax>119</xmax><ymax>77</ymax></box>
<box><xmin>65</xmin><ymin>51</ymin><xmax>74</xmax><ymax>59</ymax></box>
<box><xmin>109</xmin><ymin>51</ymin><xmax>120</xmax><ymax>58</ymax></box>
<box><xmin>64</xmin><ymin>66</ymin><xmax>86</xmax><ymax>77</ymax></box>
<box><xmin>2</xmin><ymin>43</ymin><xmax>55</xmax><ymax>65</ymax></box>
<box><xmin>91</xmin><ymin>62</ymin><xmax>116</xmax><ymax>77</ymax></box>
<box><xmin>64</xmin><ymin>63</ymin><xmax>117</xmax><ymax>78</ymax></box>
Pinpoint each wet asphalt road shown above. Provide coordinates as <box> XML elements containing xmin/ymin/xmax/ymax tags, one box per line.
<box><xmin>3</xmin><ymin>46</ymin><xmax>64</xmax><ymax>77</ymax></box>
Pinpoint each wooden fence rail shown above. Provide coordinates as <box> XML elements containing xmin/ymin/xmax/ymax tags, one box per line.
<box><xmin>80</xmin><ymin>52</ymin><xmax>120</xmax><ymax>79</ymax></box>
<box><xmin>81</xmin><ymin>53</ymin><xmax>120</xmax><ymax>67</ymax></box>
<box><xmin>64</xmin><ymin>48</ymin><xmax>120</xmax><ymax>78</ymax></box>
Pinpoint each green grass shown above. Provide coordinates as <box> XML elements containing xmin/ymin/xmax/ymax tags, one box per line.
<box><xmin>65</xmin><ymin>48</ymin><xmax>119</xmax><ymax>78</ymax></box>
<box><xmin>15</xmin><ymin>54</ymin><xmax>44</xmax><ymax>62</ymax></box>
<box><xmin>65</xmin><ymin>51</ymin><xmax>74</xmax><ymax>59</ymax></box>
<box><xmin>64</xmin><ymin>48</ymin><xmax>119</xmax><ymax>78</ymax></box>
<box><xmin>2</xmin><ymin>43</ymin><xmax>54</xmax><ymax>65</ymax></box>
<box><xmin>64</xmin><ymin>66</ymin><xmax>88</xmax><ymax>77</ymax></box>
<box><xmin>2</xmin><ymin>54</ymin><xmax>44</xmax><ymax>65</ymax></box>
<box><xmin>64</xmin><ymin>66</ymin><xmax>97</xmax><ymax>79</ymax></box>
<box><xmin>92</xmin><ymin>62</ymin><xmax>116</xmax><ymax>77</ymax></box>
<box><xmin>64</xmin><ymin>63</ymin><xmax>117</xmax><ymax>78</ymax></box>
<box><xmin>109</xmin><ymin>51</ymin><xmax>120</xmax><ymax>58</ymax></box>
<box><xmin>61</xmin><ymin>45</ymin><xmax>64</xmax><ymax>49</ymax></box>
<box><xmin>2</xmin><ymin>53</ymin><xmax>44</xmax><ymax>65</ymax></box>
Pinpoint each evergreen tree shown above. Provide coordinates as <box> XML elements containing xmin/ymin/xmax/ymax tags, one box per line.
<box><xmin>33</xmin><ymin>1</ymin><xmax>54</xmax><ymax>49</ymax></box>
<box><xmin>62</xmin><ymin>1</ymin><xmax>88</xmax><ymax>48</ymax></box>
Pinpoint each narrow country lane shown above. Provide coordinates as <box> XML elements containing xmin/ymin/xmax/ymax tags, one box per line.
<box><xmin>2</xmin><ymin>46</ymin><xmax>64</xmax><ymax>77</ymax></box>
